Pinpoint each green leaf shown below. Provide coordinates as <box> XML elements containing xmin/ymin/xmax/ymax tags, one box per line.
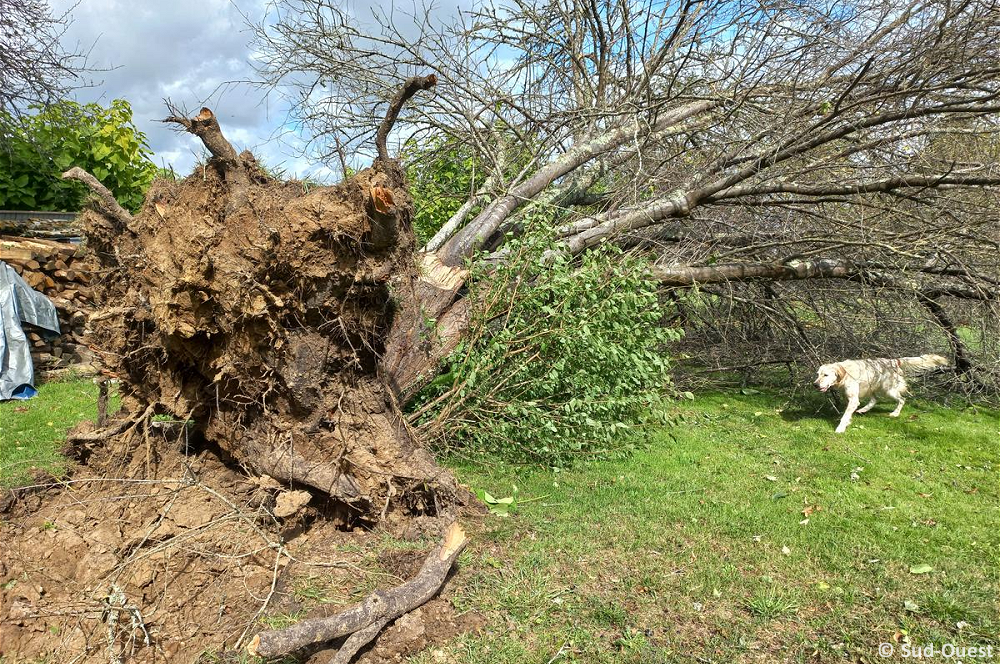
<box><xmin>473</xmin><ymin>488</ymin><xmax>517</xmax><ymax>517</ymax></box>
<box><xmin>53</xmin><ymin>153</ymin><xmax>74</xmax><ymax>169</ymax></box>
<box><xmin>909</xmin><ymin>564</ymin><xmax>933</xmax><ymax>575</ymax></box>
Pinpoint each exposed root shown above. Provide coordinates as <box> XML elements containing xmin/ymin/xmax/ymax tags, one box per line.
<box><xmin>61</xmin><ymin>167</ymin><xmax>133</xmax><ymax>228</ymax></box>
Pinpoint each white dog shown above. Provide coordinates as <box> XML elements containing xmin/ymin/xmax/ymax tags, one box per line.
<box><xmin>814</xmin><ymin>355</ymin><xmax>949</xmax><ymax>433</ymax></box>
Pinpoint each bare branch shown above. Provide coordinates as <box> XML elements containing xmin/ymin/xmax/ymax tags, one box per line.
<box><xmin>376</xmin><ymin>74</ymin><xmax>438</xmax><ymax>162</ymax></box>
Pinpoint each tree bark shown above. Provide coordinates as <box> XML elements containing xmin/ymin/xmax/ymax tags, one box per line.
<box><xmin>651</xmin><ymin>258</ymin><xmax>858</xmax><ymax>285</ymax></box>
<box><xmin>384</xmin><ymin>253</ymin><xmax>470</xmax><ymax>402</ymax></box>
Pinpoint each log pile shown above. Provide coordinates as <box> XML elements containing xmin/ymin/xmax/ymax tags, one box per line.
<box><xmin>0</xmin><ymin>235</ymin><xmax>98</xmax><ymax>373</ymax></box>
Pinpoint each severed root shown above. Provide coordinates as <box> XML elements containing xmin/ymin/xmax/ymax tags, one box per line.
<box><xmin>247</xmin><ymin>522</ymin><xmax>467</xmax><ymax>660</ymax></box>
<box><xmin>375</xmin><ymin>74</ymin><xmax>437</xmax><ymax>163</ymax></box>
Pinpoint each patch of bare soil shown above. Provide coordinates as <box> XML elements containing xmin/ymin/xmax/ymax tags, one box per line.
<box><xmin>0</xmin><ymin>442</ymin><xmax>478</xmax><ymax>662</ymax></box>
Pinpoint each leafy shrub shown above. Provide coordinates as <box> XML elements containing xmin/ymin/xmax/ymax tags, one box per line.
<box><xmin>403</xmin><ymin>132</ymin><xmax>537</xmax><ymax>247</ymax></box>
<box><xmin>410</xmin><ymin>225</ymin><xmax>680</xmax><ymax>465</ymax></box>
<box><xmin>0</xmin><ymin>99</ymin><xmax>157</xmax><ymax>212</ymax></box>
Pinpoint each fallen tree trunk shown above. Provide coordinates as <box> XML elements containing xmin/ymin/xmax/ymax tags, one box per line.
<box><xmin>247</xmin><ymin>522</ymin><xmax>468</xmax><ymax>660</ymax></box>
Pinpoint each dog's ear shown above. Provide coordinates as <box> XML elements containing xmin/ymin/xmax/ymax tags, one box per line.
<box><xmin>834</xmin><ymin>365</ymin><xmax>847</xmax><ymax>385</ymax></box>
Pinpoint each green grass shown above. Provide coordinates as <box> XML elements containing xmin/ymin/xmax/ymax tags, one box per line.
<box><xmin>0</xmin><ymin>375</ymin><xmax>111</xmax><ymax>486</ymax></box>
<box><xmin>431</xmin><ymin>390</ymin><xmax>998</xmax><ymax>663</ymax></box>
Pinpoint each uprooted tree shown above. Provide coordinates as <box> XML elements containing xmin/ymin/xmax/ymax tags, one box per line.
<box><xmin>0</xmin><ymin>78</ymin><xmax>474</xmax><ymax>663</ymax></box>
<box><xmin>63</xmin><ymin>79</ymin><xmax>460</xmax><ymax>524</ymax></box>
<box><xmin>254</xmin><ymin>0</ymin><xmax>1000</xmax><ymax>397</ymax></box>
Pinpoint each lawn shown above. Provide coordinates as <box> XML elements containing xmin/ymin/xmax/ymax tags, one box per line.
<box><xmin>0</xmin><ymin>374</ymin><xmax>104</xmax><ymax>486</ymax></box>
<box><xmin>432</xmin><ymin>390</ymin><xmax>998</xmax><ymax>663</ymax></box>
<box><xmin>1</xmin><ymin>380</ymin><xmax>996</xmax><ymax>663</ymax></box>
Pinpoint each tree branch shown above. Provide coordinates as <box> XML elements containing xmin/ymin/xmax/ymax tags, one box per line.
<box><xmin>707</xmin><ymin>174</ymin><xmax>1000</xmax><ymax>201</ymax></box>
<box><xmin>437</xmin><ymin>99</ymin><xmax>719</xmax><ymax>266</ymax></box>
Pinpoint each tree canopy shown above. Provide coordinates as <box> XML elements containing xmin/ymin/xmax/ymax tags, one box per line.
<box><xmin>254</xmin><ymin>0</ymin><xmax>1000</xmax><ymax>394</ymax></box>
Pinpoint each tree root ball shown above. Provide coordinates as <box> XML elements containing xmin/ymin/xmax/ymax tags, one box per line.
<box><xmin>77</xmin><ymin>138</ymin><xmax>460</xmax><ymax>524</ymax></box>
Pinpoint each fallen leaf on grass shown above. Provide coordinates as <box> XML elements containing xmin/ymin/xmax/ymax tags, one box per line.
<box><xmin>781</xmin><ymin>545</ymin><xmax>791</xmax><ymax>556</ymax></box>
<box><xmin>474</xmin><ymin>489</ymin><xmax>517</xmax><ymax>517</ymax></box>
<box><xmin>764</xmin><ymin>475</ymin><xmax>778</xmax><ymax>482</ymax></box>
<box><xmin>909</xmin><ymin>564</ymin><xmax>933</xmax><ymax>575</ymax></box>
<box><xmin>904</xmin><ymin>599</ymin><xmax>920</xmax><ymax>612</ymax></box>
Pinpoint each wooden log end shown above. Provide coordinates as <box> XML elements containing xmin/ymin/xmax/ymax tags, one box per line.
<box><xmin>440</xmin><ymin>522</ymin><xmax>467</xmax><ymax>561</ymax></box>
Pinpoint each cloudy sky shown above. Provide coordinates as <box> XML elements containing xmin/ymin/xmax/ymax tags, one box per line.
<box><xmin>51</xmin><ymin>0</ymin><xmax>333</xmax><ymax>180</ymax></box>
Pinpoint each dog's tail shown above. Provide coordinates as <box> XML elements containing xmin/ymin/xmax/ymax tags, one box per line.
<box><xmin>899</xmin><ymin>354</ymin><xmax>950</xmax><ymax>373</ymax></box>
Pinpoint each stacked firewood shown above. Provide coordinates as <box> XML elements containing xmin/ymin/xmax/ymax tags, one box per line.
<box><xmin>0</xmin><ymin>235</ymin><xmax>98</xmax><ymax>373</ymax></box>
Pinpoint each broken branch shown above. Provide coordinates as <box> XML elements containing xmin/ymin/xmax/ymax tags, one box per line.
<box><xmin>163</xmin><ymin>106</ymin><xmax>241</xmax><ymax>166</ymax></box>
<box><xmin>375</xmin><ymin>75</ymin><xmax>437</xmax><ymax>162</ymax></box>
<box><xmin>163</xmin><ymin>105</ymin><xmax>250</xmax><ymax>199</ymax></box>
<box><xmin>247</xmin><ymin>521</ymin><xmax>467</xmax><ymax>659</ymax></box>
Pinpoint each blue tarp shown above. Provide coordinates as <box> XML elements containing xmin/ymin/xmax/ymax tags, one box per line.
<box><xmin>0</xmin><ymin>261</ymin><xmax>61</xmax><ymax>400</ymax></box>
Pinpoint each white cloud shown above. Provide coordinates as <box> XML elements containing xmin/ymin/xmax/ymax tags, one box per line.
<box><xmin>50</xmin><ymin>0</ymin><xmax>308</xmax><ymax>176</ymax></box>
